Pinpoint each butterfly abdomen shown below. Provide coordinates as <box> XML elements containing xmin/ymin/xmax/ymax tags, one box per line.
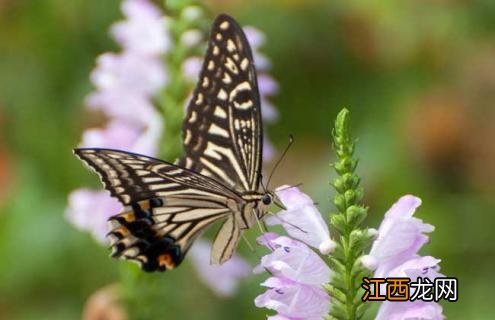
<box><xmin>107</xmin><ymin>198</ymin><xmax>183</xmax><ymax>272</ymax></box>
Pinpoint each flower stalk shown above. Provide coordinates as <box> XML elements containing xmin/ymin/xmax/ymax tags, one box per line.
<box><xmin>159</xmin><ymin>0</ymin><xmax>207</xmax><ymax>160</ymax></box>
<box><xmin>327</xmin><ymin>108</ymin><xmax>372</xmax><ymax>320</ymax></box>
<box><xmin>119</xmin><ymin>2</ymin><xmax>209</xmax><ymax>318</ymax></box>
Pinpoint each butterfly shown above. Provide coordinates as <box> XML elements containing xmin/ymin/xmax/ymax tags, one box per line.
<box><xmin>74</xmin><ymin>14</ymin><xmax>281</xmax><ymax>272</ymax></box>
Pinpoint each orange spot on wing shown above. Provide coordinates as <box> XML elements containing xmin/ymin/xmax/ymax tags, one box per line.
<box><xmin>158</xmin><ymin>254</ymin><xmax>176</xmax><ymax>269</ymax></box>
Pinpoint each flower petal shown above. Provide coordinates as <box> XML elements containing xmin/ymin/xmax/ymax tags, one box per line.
<box><xmin>111</xmin><ymin>0</ymin><xmax>169</xmax><ymax>55</ymax></box>
<box><xmin>66</xmin><ymin>189</ymin><xmax>122</xmax><ymax>243</ymax></box>
<box><xmin>90</xmin><ymin>52</ymin><xmax>166</xmax><ymax>95</ymax></box>
<box><xmin>255</xmin><ymin>277</ymin><xmax>330</xmax><ymax>319</ymax></box>
<box><xmin>376</xmin><ymin>301</ymin><xmax>444</xmax><ymax>320</ymax></box>
<box><xmin>255</xmin><ymin>233</ymin><xmax>331</xmax><ymax>286</ymax></box>
<box><xmin>267</xmin><ymin>187</ymin><xmax>332</xmax><ymax>254</ymax></box>
<box><xmin>369</xmin><ymin>195</ymin><xmax>435</xmax><ymax>277</ymax></box>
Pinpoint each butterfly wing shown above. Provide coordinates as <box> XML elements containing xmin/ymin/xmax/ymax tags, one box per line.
<box><xmin>74</xmin><ymin>148</ymin><xmax>242</xmax><ymax>271</ymax></box>
<box><xmin>179</xmin><ymin>14</ymin><xmax>263</xmax><ymax>194</ymax></box>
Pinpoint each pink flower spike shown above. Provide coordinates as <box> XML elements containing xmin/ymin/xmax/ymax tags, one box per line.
<box><xmin>376</xmin><ymin>301</ymin><xmax>444</xmax><ymax>320</ymax></box>
<box><xmin>182</xmin><ymin>57</ymin><xmax>202</xmax><ymax>82</ymax></box>
<box><xmin>91</xmin><ymin>53</ymin><xmax>166</xmax><ymax>95</ymax></box>
<box><xmin>122</xmin><ymin>0</ymin><xmax>161</xmax><ymax>19</ymax></box>
<box><xmin>66</xmin><ymin>189</ymin><xmax>122</xmax><ymax>243</ymax></box>
<box><xmin>258</xmin><ymin>74</ymin><xmax>279</xmax><ymax>97</ymax></box>
<box><xmin>243</xmin><ymin>26</ymin><xmax>266</xmax><ymax>49</ymax></box>
<box><xmin>255</xmin><ymin>233</ymin><xmax>331</xmax><ymax>286</ymax></box>
<box><xmin>369</xmin><ymin>195</ymin><xmax>435</xmax><ymax>278</ymax></box>
<box><xmin>79</xmin><ymin>121</ymin><xmax>141</xmax><ymax>150</ymax></box>
<box><xmin>263</xmin><ymin>136</ymin><xmax>275</xmax><ymax>162</ymax></box>
<box><xmin>267</xmin><ymin>316</ymin><xmax>297</xmax><ymax>320</ymax></box>
<box><xmin>188</xmin><ymin>240</ymin><xmax>251</xmax><ymax>297</ymax></box>
<box><xmin>385</xmin><ymin>255</ymin><xmax>443</xmax><ymax>280</ymax></box>
<box><xmin>130</xmin><ymin>112</ymin><xmax>163</xmax><ymax>156</ymax></box>
<box><xmin>86</xmin><ymin>90</ymin><xmax>156</xmax><ymax>125</ymax></box>
<box><xmin>255</xmin><ymin>277</ymin><xmax>330</xmax><ymax>320</ymax></box>
<box><xmin>261</xmin><ymin>98</ymin><xmax>279</xmax><ymax>122</ymax></box>
<box><xmin>267</xmin><ymin>186</ymin><xmax>332</xmax><ymax>254</ymax></box>
<box><xmin>111</xmin><ymin>0</ymin><xmax>169</xmax><ymax>55</ymax></box>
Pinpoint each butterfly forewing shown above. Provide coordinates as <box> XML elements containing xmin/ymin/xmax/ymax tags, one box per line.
<box><xmin>179</xmin><ymin>14</ymin><xmax>263</xmax><ymax>193</ymax></box>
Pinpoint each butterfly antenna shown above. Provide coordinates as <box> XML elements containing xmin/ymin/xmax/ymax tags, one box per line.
<box><xmin>259</xmin><ymin>173</ymin><xmax>268</xmax><ymax>193</ymax></box>
<box><xmin>266</xmin><ymin>134</ymin><xmax>294</xmax><ymax>189</ymax></box>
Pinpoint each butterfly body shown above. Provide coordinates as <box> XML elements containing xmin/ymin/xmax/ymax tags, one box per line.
<box><xmin>74</xmin><ymin>14</ymin><xmax>275</xmax><ymax>272</ymax></box>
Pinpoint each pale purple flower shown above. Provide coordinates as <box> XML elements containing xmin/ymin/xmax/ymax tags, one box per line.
<box><xmin>254</xmin><ymin>233</ymin><xmax>331</xmax><ymax>286</ymax></box>
<box><xmin>111</xmin><ymin>0</ymin><xmax>169</xmax><ymax>55</ymax></box>
<box><xmin>255</xmin><ymin>277</ymin><xmax>330</xmax><ymax>320</ymax></box>
<box><xmin>244</xmin><ymin>26</ymin><xmax>266</xmax><ymax>49</ymax></box>
<box><xmin>66</xmin><ymin>189</ymin><xmax>122</xmax><ymax>243</ymax></box>
<box><xmin>258</xmin><ymin>74</ymin><xmax>279</xmax><ymax>97</ymax></box>
<box><xmin>86</xmin><ymin>91</ymin><xmax>156</xmax><ymax>125</ymax></box>
<box><xmin>68</xmin><ymin>0</ymin><xmax>166</xmax><ymax>241</ymax></box>
<box><xmin>243</xmin><ymin>26</ymin><xmax>271</xmax><ymax>70</ymax></box>
<box><xmin>267</xmin><ymin>186</ymin><xmax>335</xmax><ymax>255</ymax></box>
<box><xmin>261</xmin><ymin>98</ymin><xmax>279</xmax><ymax>123</ymax></box>
<box><xmin>90</xmin><ymin>53</ymin><xmax>166</xmax><ymax>96</ymax></box>
<box><xmin>386</xmin><ymin>255</ymin><xmax>443</xmax><ymax>280</ymax></box>
<box><xmin>243</xmin><ymin>26</ymin><xmax>278</xmax><ymax>162</ymax></box>
<box><xmin>79</xmin><ymin>121</ymin><xmax>141</xmax><ymax>150</ymax></box>
<box><xmin>364</xmin><ymin>195</ymin><xmax>435</xmax><ymax>278</ymax></box>
<box><xmin>364</xmin><ymin>195</ymin><xmax>445</xmax><ymax>319</ymax></box>
<box><xmin>376</xmin><ymin>301</ymin><xmax>444</xmax><ymax>320</ymax></box>
<box><xmin>263</xmin><ymin>136</ymin><xmax>275</xmax><ymax>161</ymax></box>
<box><xmin>188</xmin><ymin>239</ymin><xmax>251</xmax><ymax>297</ymax></box>
<box><xmin>267</xmin><ymin>316</ymin><xmax>296</xmax><ymax>320</ymax></box>
<box><xmin>180</xmin><ymin>29</ymin><xmax>203</xmax><ymax>48</ymax></box>
<box><xmin>182</xmin><ymin>57</ymin><xmax>202</xmax><ymax>82</ymax></box>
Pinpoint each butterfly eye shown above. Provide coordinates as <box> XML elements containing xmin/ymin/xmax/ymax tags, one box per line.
<box><xmin>262</xmin><ymin>194</ymin><xmax>272</xmax><ymax>205</ymax></box>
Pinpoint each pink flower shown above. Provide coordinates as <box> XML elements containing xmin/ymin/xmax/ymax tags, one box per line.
<box><xmin>243</xmin><ymin>26</ymin><xmax>271</xmax><ymax>70</ymax></box>
<box><xmin>79</xmin><ymin>121</ymin><xmax>141</xmax><ymax>150</ymax></box>
<box><xmin>255</xmin><ymin>277</ymin><xmax>330</xmax><ymax>320</ymax></box>
<box><xmin>67</xmin><ymin>0</ymin><xmax>166</xmax><ymax>242</ymax></box>
<box><xmin>254</xmin><ymin>232</ymin><xmax>331</xmax><ymax>319</ymax></box>
<box><xmin>364</xmin><ymin>195</ymin><xmax>434</xmax><ymax>278</ymax></box>
<box><xmin>182</xmin><ymin>57</ymin><xmax>202</xmax><ymax>82</ymax></box>
<box><xmin>90</xmin><ymin>53</ymin><xmax>166</xmax><ymax>96</ymax></box>
<box><xmin>66</xmin><ymin>189</ymin><xmax>122</xmax><ymax>243</ymax></box>
<box><xmin>79</xmin><ymin>117</ymin><xmax>162</xmax><ymax>157</ymax></box>
<box><xmin>243</xmin><ymin>26</ymin><xmax>278</xmax><ymax>162</ymax></box>
<box><xmin>267</xmin><ymin>186</ymin><xmax>335</xmax><ymax>255</ymax></box>
<box><xmin>255</xmin><ymin>233</ymin><xmax>331</xmax><ymax>286</ymax></box>
<box><xmin>111</xmin><ymin>0</ymin><xmax>169</xmax><ymax>55</ymax></box>
<box><xmin>376</xmin><ymin>301</ymin><xmax>444</xmax><ymax>320</ymax></box>
<box><xmin>258</xmin><ymin>74</ymin><xmax>279</xmax><ymax>97</ymax></box>
<box><xmin>263</xmin><ymin>136</ymin><xmax>275</xmax><ymax>161</ymax></box>
<box><xmin>188</xmin><ymin>240</ymin><xmax>251</xmax><ymax>297</ymax></box>
<box><xmin>364</xmin><ymin>195</ymin><xmax>445</xmax><ymax>319</ymax></box>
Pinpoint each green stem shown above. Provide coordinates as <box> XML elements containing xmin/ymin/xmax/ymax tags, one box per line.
<box><xmin>327</xmin><ymin>108</ymin><xmax>372</xmax><ymax>320</ymax></box>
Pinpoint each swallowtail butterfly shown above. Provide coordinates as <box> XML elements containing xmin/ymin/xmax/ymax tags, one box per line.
<box><xmin>74</xmin><ymin>14</ymin><xmax>279</xmax><ymax>272</ymax></box>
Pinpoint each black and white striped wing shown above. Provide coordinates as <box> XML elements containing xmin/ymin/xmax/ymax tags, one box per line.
<box><xmin>74</xmin><ymin>148</ymin><xmax>241</xmax><ymax>272</ymax></box>
<box><xmin>178</xmin><ymin>14</ymin><xmax>263</xmax><ymax>193</ymax></box>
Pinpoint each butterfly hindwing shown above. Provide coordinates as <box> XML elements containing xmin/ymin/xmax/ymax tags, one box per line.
<box><xmin>179</xmin><ymin>14</ymin><xmax>263</xmax><ymax>193</ymax></box>
<box><xmin>74</xmin><ymin>148</ymin><xmax>241</xmax><ymax>271</ymax></box>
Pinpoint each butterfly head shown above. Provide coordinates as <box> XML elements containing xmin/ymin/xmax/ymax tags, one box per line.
<box><xmin>258</xmin><ymin>191</ymin><xmax>286</xmax><ymax>215</ymax></box>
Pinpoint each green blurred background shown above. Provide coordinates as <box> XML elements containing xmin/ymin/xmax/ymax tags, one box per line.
<box><xmin>1</xmin><ymin>0</ymin><xmax>494</xmax><ymax>319</ymax></box>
